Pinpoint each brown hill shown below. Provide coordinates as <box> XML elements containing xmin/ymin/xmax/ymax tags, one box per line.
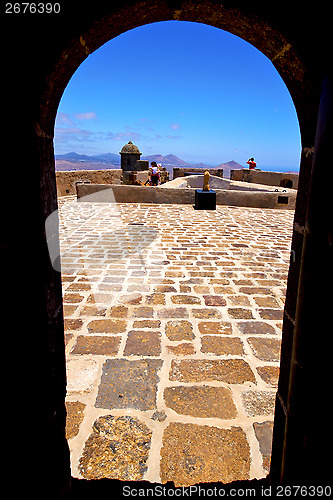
<box><xmin>216</xmin><ymin>161</ymin><xmax>244</xmax><ymax>178</ymax></box>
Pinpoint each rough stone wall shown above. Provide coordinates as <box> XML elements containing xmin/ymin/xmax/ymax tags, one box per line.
<box><xmin>231</xmin><ymin>169</ymin><xmax>299</xmax><ymax>189</ymax></box>
<box><xmin>136</xmin><ymin>160</ymin><xmax>149</xmax><ymax>171</ymax></box>
<box><xmin>122</xmin><ymin>170</ymin><xmax>150</xmax><ymax>184</ymax></box>
<box><xmin>76</xmin><ymin>183</ymin><xmax>296</xmax><ymax>209</ymax></box>
<box><xmin>56</xmin><ymin>169</ymin><xmax>122</xmax><ymax>196</ymax></box>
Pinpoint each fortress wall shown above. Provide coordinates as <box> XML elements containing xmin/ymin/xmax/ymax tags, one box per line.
<box><xmin>230</xmin><ymin>169</ymin><xmax>299</xmax><ymax>189</ymax></box>
<box><xmin>173</xmin><ymin>167</ymin><xmax>224</xmax><ymax>178</ymax></box>
<box><xmin>56</xmin><ymin>169</ymin><xmax>122</xmax><ymax>196</ymax></box>
<box><xmin>76</xmin><ymin>183</ymin><xmax>296</xmax><ymax>209</ymax></box>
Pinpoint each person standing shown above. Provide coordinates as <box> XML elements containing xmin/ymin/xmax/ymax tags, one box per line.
<box><xmin>246</xmin><ymin>157</ymin><xmax>257</xmax><ymax>169</ymax></box>
<box><xmin>150</xmin><ymin>161</ymin><xmax>160</xmax><ymax>186</ymax></box>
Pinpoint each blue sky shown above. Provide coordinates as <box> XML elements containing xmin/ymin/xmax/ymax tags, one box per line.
<box><xmin>55</xmin><ymin>21</ymin><xmax>301</xmax><ymax>171</ymax></box>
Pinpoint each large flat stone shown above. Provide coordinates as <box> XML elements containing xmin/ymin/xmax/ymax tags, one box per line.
<box><xmin>227</xmin><ymin>308</ymin><xmax>254</xmax><ymax>319</ymax></box>
<box><xmin>123</xmin><ymin>330</ymin><xmax>161</xmax><ymax>356</ymax></box>
<box><xmin>164</xmin><ymin>385</ymin><xmax>237</xmax><ymax>418</ymax></box>
<box><xmin>198</xmin><ymin>321</ymin><xmax>233</xmax><ymax>335</ymax></box>
<box><xmin>242</xmin><ymin>390</ymin><xmax>276</xmax><ymax>416</ymax></box>
<box><xmin>165</xmin><ymin>320</ymin><xmax>194</xmax><ymax>341</ymax></box>
<box><xmin>79</xmin><ymin>415</ymin><xmax>152</xmax><ymax>480</ymax></box>
<box><xmin>257</xmin><ymin>366</ymin><xmax>280</xmax><ymax>387</ymax></box>
<box><xmin>259</xmin><ymin>308</ymin><xmax>283</xmax><ymax>320</ymax></box>
<box><xmin>171</xmin><ymin>295</ymin><xmax>201</xmax><ymax>304</ymax></box>
<box><xmin>169</xmin><ymin>359</ymin><xmax>255</xmax><ymax>384</ymax></box>
<box><xmin>166</xmin><ymin>343</ymin><xmax>196</xmax><ymax>355</ymax></box>
<box><xmin>160</xmin><ymin>422</ymin><xmax>250</xmax><ymax>486</ymax></box>
<box><xmin>71</xmin><ymin>335</ymin><xmax>121</xmax><ymax>355</ymax></box>
<box><xmin>66</xmin><ymin>358</ymin><xmax>99</xmax><ymax>394</ymax></box>
<box><xmin>236</xmin><ymin>321</ymin><xmax>276</xmax><ymax>335</ymax></box>
<box><xmin>95</xmin><ymin>359</ymin><xmax>163</xmax><ymax>410</ymax></box>
<box><xmin>203</xmin><ymin>295</ymin><xmax>227</xmax><ymax>306</ymax></box>
<box><xmin>247</xmin><ymin>337</ymin><xmax>281</xmax><ymax>361</ymax></box>
<box><xmin>157</xmin><ymin>307</ymin><xmax>189</xmax><ymax>318</ymax></box>
<box><xmin>87</xmin><ymin>319</ymin><xmax>127</xmax><ymax>334</ymax></box>
<box><xmin>201</xmin><ymin>336</ymin><xmax>244</xmax><ymax>355</ymax></box>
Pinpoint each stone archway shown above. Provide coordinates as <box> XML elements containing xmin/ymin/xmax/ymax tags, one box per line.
<box><xmin>14</xmin><ymin>0</ymin><xmax>327</xmax><ymax>494</ymax></box>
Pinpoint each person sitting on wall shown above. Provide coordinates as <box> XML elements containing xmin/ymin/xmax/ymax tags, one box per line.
<box><xmin>246</xmin><ymin>157</ymin><xmax>257</xmax><ymax>169</ymax></box>
<box><xmin>150</xmin><ymin>161</ymin><xmax>160</xmax><ymax>186</ymax></box>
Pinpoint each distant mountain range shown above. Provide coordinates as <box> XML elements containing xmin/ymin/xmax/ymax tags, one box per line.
<box><xmin>55</xmin><ymin>152</ymin><xmax>244</xmax><ymax>177</ymax></box>
<box><xmin>55</xmin><ymin>152</ymin><xmax>120</xmax><ymax>170</ymax></box>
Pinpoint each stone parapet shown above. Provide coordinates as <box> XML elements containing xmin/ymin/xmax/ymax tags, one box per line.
<box><xmin>173</xmin><ymin>167</ymin><xmax>224</xmax><ymax>178</ymax></box>
<box><xmin>56</xmin><ymin>169</ymin><xmax>122</xmax><ymax>196</ymax></box>
<box><xmin>230</xmin><ymin>169</ymin><xmax>299</xmax><ymax>189</ymax></box>
<box><xmin>76</xmin><ymin>183</ymin><xmax>296</xmax><ymax>209</ymax></box>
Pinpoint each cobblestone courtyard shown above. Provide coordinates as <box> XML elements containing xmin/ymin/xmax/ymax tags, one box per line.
<box><xmin>59</xmin><ymin>196</ymin><xmax>294</xmax><ymax>485</ymax></box>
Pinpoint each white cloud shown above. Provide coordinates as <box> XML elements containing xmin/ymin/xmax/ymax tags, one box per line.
<box><xmin>170</xmin><ymin>123</ymin><xmax>181</xmax><ymax>130</ymax></box>
<box><xmin>165</xmin><ymin>135</ymin><xmax>181</xmax><ymax>140</ymax></box>
<box><xmin>74</xmin><ymin>112</ymin><xmax>97</xmax><ymax>120</ymax></box>
<box><xmin>56</xmin><ymin>113</ymin><xmax>74</xmax><ymax>126</ymax></box>
<box><xmin>54</xmin><ymin>127</ymin><xmax>95</xmax><ymax>144</ymax></box>
<box><xmin>106</xmin><ymin>131</ymin><xmax>143</xmax><ymax>141</ymax></box>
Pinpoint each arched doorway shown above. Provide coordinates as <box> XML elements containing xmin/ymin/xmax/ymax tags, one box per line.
<box><xmin>55</xmin><ymin>18</ymin><xmax>301</xmax><ymax>484</ymax></box>
<box><xmin>9</xmin><ymin>1</ymin><xmax>328</xmax><ymax>495</ymax></box>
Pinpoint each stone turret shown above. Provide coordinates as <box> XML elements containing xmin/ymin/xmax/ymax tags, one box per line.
<box><xmin>119</xmin><ymin>141</ymin><xmax>142</xmax><ymax>171</ymax></box>
<box><xmin>119</xmin><ymin>141</ymin><xmax>149</xmax><ymax>184</ymax></box>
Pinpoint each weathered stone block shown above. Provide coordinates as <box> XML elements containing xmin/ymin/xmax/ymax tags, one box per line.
<box><xmin>247</xmin><ymin>337</ymin><xmax>281</xmax><ymax>361</ymax></box>
<box><xmin>253</xmin><ymin>421</ymin><xmax>274</xmax><ymax>471</ymax></box>
<box><xmin>203</xmin><ymin>295</ymin><xmax>227</xmax><ymax>306</ymax></box>
<box><xmin>71</xmin><ymin>335</ymin><xmax>121</xmax><ymax>355</ymax></box>
<box><xmin>87</xmin><ymin>319</ymin><xmax>127</xmax><ymax>334</ymax></box>
<box><xmin>236</xmin><ymin>321</ymin><xmax>276</xmax><ymax>335</ymax></box>
<box><xmin>257</xmin><ymin>366</ymin><xmax>280</xmax><ymax>387</ymax></box>
<box><xmin>165</xmin><ymin>320</ymin><xmax>194</xmax><ymax>341</ymax></box>
<box><xmin>169</xmin><ymin>359</ymin><xmax>255</xmax><ymax>384</ymax></box>
<box><xmin>145</xmin><ymin>293</ymin><xmax>166</xmax><ymax>305</ymax></box>
<box><xmin>201</xmin><ymin>335</ymin><xmax>244</xmax><ymax>355</ymax></box>
<box><xmin>171</xmin><ymin>295</ymin><xmax>201</xmax><ymax>304</ymax></box>
<box><xmin>123</xmin><ymin>330</ymin><xmax>161</xmax><ymax>356</ymax></box>
<box><xmin>164</xmin><ymin>385</ymin><xmax>237</xmax><ymax>418</ymax></box>
<box><xmin>66</xmin><ymin>358</ymin><xmax>99</xmax><ymax>394</ymax></box>
<box><xmin>132</xmin><ymin>319</ymin><xmax>161</xmax><ymax>329</ymax></box>
<box><xmin>227</xmin><ymin>308</ymin><xmax>254</xmax><ymax>319</ymax></box>
<box><xmin>132</xmin><ymin>306</ymin><xmax>154</xmax><ymax>318</ymax></box>
<box><xmin>160</xmin><ymin>423</ymin><xmax>250</xmax><ymax>486</ymax></box>
<box><xmin>242</xmin><ymin>390</ymin><xmax>276</xmax><ymax>416</ymax></box>
<box><xmin>259</xmin><ymin>308</ymin><xmax>284</xmax><ymax>320</ymax></box>
<box><xmin>63</xmin><ymin>293</ymin><xmax>85</xmax><ymax>303</ymax></box>
<box><xmin>166</xmin><ymin>343</ymin><xmax>196</xmax><ymax>355</ymax></box>
<box><xmin>198</xmin><ymin>321</ymin><xmax>233</xmax><ymax>335</ymax></box>
<box><xmin>191</xmin><ymin>308</ymin><xmax>222</xmax><ymax>319</ymax></box>
<box><xmin>107</xmin><ymin>305</ymin><xmax>129</xmax><ymax>317</ymax></box>
<box><xmin>79</xmin><ymin>415</ymin><xmax>152</xmax><ymax>480</ymax></box>
<box><xmin>95</xmin><ymin>359</ymin><xmax>163</xmax><ymax>410</ymax></box>
<box><xmin>157</xmin><ymin>307</ymin><xmax>189</xmax><ymax>318</ymax></box>
<box><xmin>64</xmin><ymin>318</ymin><xmax>83</xmax><ymax>331</ymax></box>
<box><xmin>65</xmin><ymin>401</ymin><xmax>86</xmax><ymax>440</ymax></box>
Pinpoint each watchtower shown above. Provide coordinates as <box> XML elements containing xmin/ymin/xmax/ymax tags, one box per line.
<box><xmin>119</xmin><ymin>141</ymin><xmax>142</xmax><ymax>171</ymax></box>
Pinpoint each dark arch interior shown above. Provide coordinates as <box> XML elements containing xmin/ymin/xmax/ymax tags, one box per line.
<box><xmin>3</xmin><ymin>1</ymin><xmax>331</xmax><ymax>497</ymax></box>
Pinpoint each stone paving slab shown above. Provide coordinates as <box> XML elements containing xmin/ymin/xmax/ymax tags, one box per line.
<box><xmin>160</xmin><ymin>423</ymin><xmax>251</xmax><ymax>486</ymax></box>
<box><xmin>59</xmin><ymin>197</ymin><xmax>294</xmax><ymax>485</ymax></box>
